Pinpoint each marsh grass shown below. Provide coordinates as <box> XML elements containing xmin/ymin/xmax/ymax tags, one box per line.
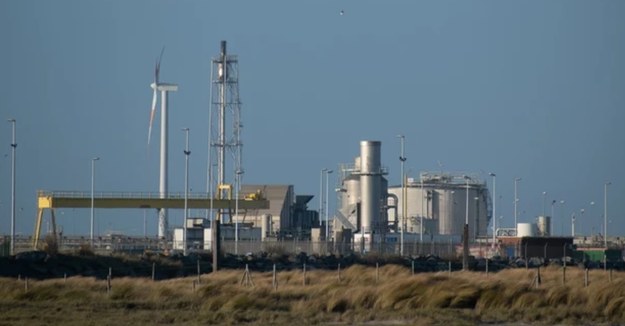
<box><xmin>0</xmin><ymin>265</ymin><xmax>624</xmax><ymax>325</ymax></box>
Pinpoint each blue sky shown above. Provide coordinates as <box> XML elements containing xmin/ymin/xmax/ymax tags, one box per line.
<box><xmin>1</xmin><ymin>1</ymin><xmax>624</xmax><ymax>238</ymax></box>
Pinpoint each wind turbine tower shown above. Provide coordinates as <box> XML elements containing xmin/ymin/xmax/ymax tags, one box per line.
<box><xmin>207</xmin><ymin>40</ymin><xmax>243</xmax><ymax>222</ymax></box>
<box><xmin>148</xmin><ymin>50</ymin><xmax>178</xmax><ymax>239</ymax></box>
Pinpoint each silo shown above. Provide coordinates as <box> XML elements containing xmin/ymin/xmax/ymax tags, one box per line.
<box><xmin>537</xmin><ymin>216</ymin><xmax>551</xmax><ymax>236</ymax></box>
<box><xmin>359</xmin><ymin>141</ymin><xmax>382</xmax><ymax>234</ymax></box>
<box><xmin>261</xmin><ymin>214</ymin><xmax>272</xmax><ymax>240</ymax></box>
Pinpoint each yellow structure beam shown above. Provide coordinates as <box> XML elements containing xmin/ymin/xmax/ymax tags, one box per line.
<box><xmin>33</xmin><ymin>191</ymin><xmax>269</xmax><ymax>249</ymax></box>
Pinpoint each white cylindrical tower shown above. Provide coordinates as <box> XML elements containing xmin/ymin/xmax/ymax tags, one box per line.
<box><xmin>359</xmin><ymin>141</ymin><xmax>382</xmax><ymax>234</ymax></box>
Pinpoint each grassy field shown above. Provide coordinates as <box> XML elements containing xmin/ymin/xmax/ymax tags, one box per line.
<box><xmin>0</xmin><ymin>265</ymin><xmax>624</xmax><ymax>325</ymax></box>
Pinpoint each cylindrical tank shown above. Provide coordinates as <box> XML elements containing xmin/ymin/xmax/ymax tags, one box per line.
<box><xmin>359</xmin><ymin>141</ymin><xmax>381</xmax><ymax>234</ymax></box>
<box><xmin>261</xmin><ymin>214</ymin><xmax>272</xmax><ymax>240</ymax></box>
<box><xmin>537</xmin><ymin>216</ymin><xmax>551</xmax><ymax>236</ymax></box>
<box><xmin>517</xmin><ymin>223</ymin><xmax>536</xmax><ymax>237</ymax></box>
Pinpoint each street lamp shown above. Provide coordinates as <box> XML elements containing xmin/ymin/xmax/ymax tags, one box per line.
<box><xmin>604</xmin><ymin>182</ymin><xmax>611</xmax><ymax>248</ymax></box>
<box><xmin>514</xmin><ymin>177</ymin><xmax>522</xmax><ymax>235</ymax></box>
<box><xmin>7</xmin><ymin>119</ymin><xmax>16</xmax><ymax>255</ymax></box>
<box><xmin>397</xmin><ymin>135</ymin><xmax>406</xmax><ymax>256</ymax></box>
<box><xmin>325</xmin><ymin>169</ymin><xmax>333</xmax><ymax>244</ymax></box>
<box><xmin>542</xmin><ymin>191</ymin><xmax>547</xmax><ymax>217</ymax></box>
<box><xmin>489</xmin><ymin>173</ymin><xmax>496</xmax><ymax>249</ymax></box>
<box><xmin>319</xmin><ymin>168</ymin><xmax>329</xmax><ymax>228</ymax></box>
<box><xmin>462</xmin><ymin>175</ymin><xmax>471</xmax><ymax>271</ymax></box>
<box><xmin>559</xmin><ymin>200</ymin><xmax>565</xmax><ymax>236</ymax></box>
<box><xmin>234</xmin><ymin>169</ymin><xmax>244</xmax><ymax>255</ymax></box>
<box><xmin>182</xmin><ymin>128</ymin><xmax>190</xmax><ymax>256</ymax></box>
<box><xmin>90</xmin><ymin>157</ymin><xmax>100</xmax><ymax>248</ymax></box>
<box><xmin>571</xmin><ymin>212</ymin><xmax>576</xmax><ymax>237</ymax></box>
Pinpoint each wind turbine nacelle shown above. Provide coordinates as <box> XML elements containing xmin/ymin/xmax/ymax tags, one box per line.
<box><xmin>151</xmin><ymin>83</ymin><xmax>179</xmax><ymax>92</ymax></box>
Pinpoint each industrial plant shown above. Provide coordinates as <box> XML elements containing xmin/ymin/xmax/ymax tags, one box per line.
<box><xmin>2</xmin><ymin>40</ymin><xmax>623</xmax><ymax>269</ymax></box>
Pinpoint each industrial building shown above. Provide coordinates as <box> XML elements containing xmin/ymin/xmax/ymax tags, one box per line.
<box><xmin>172</xmin><ymin>184</ymin><xmax>319</xmax><ymax>250</ymax></box>
<box><xmin>332</xmin><ymin>140</ymin><xmax>492</xmax><ymax>252</ymax></box>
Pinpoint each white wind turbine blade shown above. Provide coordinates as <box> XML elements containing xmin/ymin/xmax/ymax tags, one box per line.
<box><xmin>148</xmin><ymin>88</ymin><xmax>157</xmax><ymax>145</ymax></box>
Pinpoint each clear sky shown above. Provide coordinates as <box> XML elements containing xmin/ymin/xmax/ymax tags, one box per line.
<box><xmin>1</xmin><ymin>1</ymin><xmax>624</xmax><ymax>238</ymax></box>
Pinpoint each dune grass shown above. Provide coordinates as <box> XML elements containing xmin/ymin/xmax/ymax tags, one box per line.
<box><xmin>0</xmin><ymin>265</ymin><xmax>623</xmax><ymax>325</ymax></box>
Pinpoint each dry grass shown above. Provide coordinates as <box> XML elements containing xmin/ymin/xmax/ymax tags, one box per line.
<box><xmin>0</xmin><ymin>265</ymin><xmax>623</xmax><ymax>325</ymax></box>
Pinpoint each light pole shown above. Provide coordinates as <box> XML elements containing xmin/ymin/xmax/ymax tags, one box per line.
<box><xmin>319</xmin><ymin>168</ymin><xmax>328</xmax><ymax>229</ymax></box>
<box><xmin>514</xmin><ymin>177</ymin><xmax>521</xmax><ymax>235</ymax></box>
<box><xmin>571</xmin><ymin>213</ymin><xmax>576</xmax><ymax>237</ymax></box>
<box><xmin>559</xmin><ymin>200</ymin><xmax>565</xmax><ymax>236</ymax></box>
<box><xmin>463</xmin><ymin>175</ymin><xmax>470</xmax><ymax>271</ymax></box>
<box><xmin>579</xmin><ymin>208</ymin><xmax>585</xmax><ymax>236</ymax></box>
<box><xmin>397</xmin><ymin>135</ymin><xmax>406</xmax><ymax>256</ymax></box>
<box><xmin>7</xmin><ymin>119</ymin><xmax>16</xmax><ymax>255</ymax></box>
<box><xmin>551</xmin><ymin>200</ymin><xmax>556</xmax><ymax>235</ymax></box>
<box><xmin>234</xmin><ymin>169</ymin><xmax>243</xmax><ymax>255</ymax></box>
<box><xmin>325</xmin><ymin>169</ymin><xmax>333</xmax><ymax>244</ymax></box>
<box><xmin>90</xmin><ymin>157</ymin><xmax>100</xmax><ymax>248</ymax></box>
<box><xmin>589</xmin><ymin>201</ymin><xmax>595</xmax><ymax>236</ymax></box>
<box><xmin>542</xmin><ymin>191</ymin><xmax>547</xmax><ymax>217</ymax></box>
<box><xmin>182</xmin><ymin>128</ymin><xmax>190</xmax><ymax>255</ymax></box>
<box><xmin>489</xmin><ymin>173</ymin><xmax>496</xmax><ymax>249</ymax></box>
<box><xmin>604</xmin><ymin>182</ymin><xmax>611</xmax><ymax>248</ymax></box>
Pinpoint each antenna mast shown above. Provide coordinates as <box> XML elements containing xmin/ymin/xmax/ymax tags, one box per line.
<box><xmin>208</xmin><ymin>40</ymin><xmax>243</xmax><ymax>222</ymax></box>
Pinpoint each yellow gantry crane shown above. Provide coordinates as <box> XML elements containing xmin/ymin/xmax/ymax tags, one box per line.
<box><xmin>34</xmin><ymin>190</ymin><xmax>269</xmax><ymax>249</ymax></box>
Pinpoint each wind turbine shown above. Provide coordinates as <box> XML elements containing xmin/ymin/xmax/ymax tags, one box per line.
<box><xmin>148</xmin><ymin>48</ymin><xmax>178</xmax><ymax>240</ymax></box>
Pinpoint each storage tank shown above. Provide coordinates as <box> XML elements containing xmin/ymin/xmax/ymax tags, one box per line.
<box><xmin>517</xmin><ymin>223</ymin><xmax>536</xmax><ymax>237</ymax></box>
<box><xmin>537</xmin><ymin>216</ymin><xmax>551</xmax><ymax>236</ymax></box>
<box><xmin>387</xmin><ymin>172</ymin><xmax>490</xmax><ymax>240</ymax></box>
<box><xmin>261</xmin><ymin>214</ymin><xmax>272</xmax><ymax>240</ymax></box>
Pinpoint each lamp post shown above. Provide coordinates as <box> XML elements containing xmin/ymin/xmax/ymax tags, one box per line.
<box><xmin>489</xmin><ymin>173</ymin><xmax>496</xmax><ymax>249</ymax></box>
<box><xmin>514</xmin><ymin>177</ymin><xmax>522</xmax><ymax>236</ymax></box>
<box><xmin>542</xmin><ymin>191</ymin><xmax>547</xmax><ymax>217</ymax></box>
<box><xmin>604</xmin><ymin>182</ymin><xmax>611</xmax><ymax>248</ymax></box>
<box><xmin>463</xmin><ymin>175</ymin><xmax>470</xmax><ymax>271</ymax></box>
<box><xmin>182</xmin><ymin>128</ymin><xmax>190</xmax><ymax>256</ymax></box>
<box><xmin>559</xmin><ymin>200</ymin><xmax>565</xmax><ymax>236</ymax></box>
<box><xmin>589</xmin><ymin>201</ymin><xmax>595</xmax><ymax>236</ymax></box>
<box><xmin>7</xmin><ymin>119</ymin><xmax>16</xmax><ymax>255</ymax></box>
<box><xmin>571</xmin><ymin>213</ymin><xmax>576</xmax><ymax>237</ymax></box>
<box><xmin>325</xmin><ymin>169</ymin><xmax>333</xmax><ymax>245</ymax></box>
<box><xmin>90</xmin><ymin>157</ymin><xmax>100</xmax><ymax>248</ymax></box>
<box><xmin>551</xmin><ymin>200</ymin><xmax>556</xmax><ymax>235</ymax></box>
<box><xmin>234</xmin><ymin>169</ymin><xmax>243</xmax><ymax>255</ymax></box>
<box><xmin>319</xmin><ymin>168</ymin><xmax>328</xmax><ymax>229</ymax></box>
<box><xmin>397</xmin><ymin>135</ymin><xmax>406</xmax><ymax>256</ymax></box>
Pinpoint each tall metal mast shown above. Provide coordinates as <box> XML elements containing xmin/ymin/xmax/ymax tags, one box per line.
<box><xmin>208</xmin><ymin>40</ymin><xmax>243</xmax><ymax>223</ymax></box>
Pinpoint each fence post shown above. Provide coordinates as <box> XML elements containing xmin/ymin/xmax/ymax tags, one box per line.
<box><xmin>64</xmin><ymin>273</ymin><xmax>67</xmax><ymax>284</ymax></box>
<box><xmin>107</xmin><ymin>267</ymin><xmax>112</xmax><ymax>294</ymax></box>
<box><xmin>197</xmin><ymin>259</ymin><xmax>201</xmax><ymax>285</ymax></box>
<box><xmin>448</xmin><ymin>261</ymin><xmax>452</xmax><ymax>275</ymax></box>
<box><xmin>303</xmin><ymin>263</ymin><xmax>307</xmax><ymax>286</ymax></box>
<box><xmin>152</xmin><ymin>262</ymin><xmax>156</xmax><ymax>281</ymax></box>
<box><xmin>584</xmin><ymin>268</ymin><xmax>589</xmax><ymax>287</ymax></box>
<box><xmin>562</xmin><ymin>265</ymin><xmax>566</xmax><ymax>285</ymax></box>
<box><xmin>536</xmin><ymin>266</ymin><xmax>541</xmax><ymax>288</ymax></box>
<box><xmin>485</xmin><ymin>259</ymin><xmax>489</xmax><ymax>275</ymax></box>
<box><xmin>337</xmin><ymin>263</ymin><xmax>341</xmax><ymax>283</ymax></box>
<box><xmin>272</xmin><ymin>264</ymin><xmax>278</xmax><ymax>290</ymax></box>
<box><xmin>411</xmin><ymin>260</ymin><xmax>415</xmax><ymax>276</ymax></box>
